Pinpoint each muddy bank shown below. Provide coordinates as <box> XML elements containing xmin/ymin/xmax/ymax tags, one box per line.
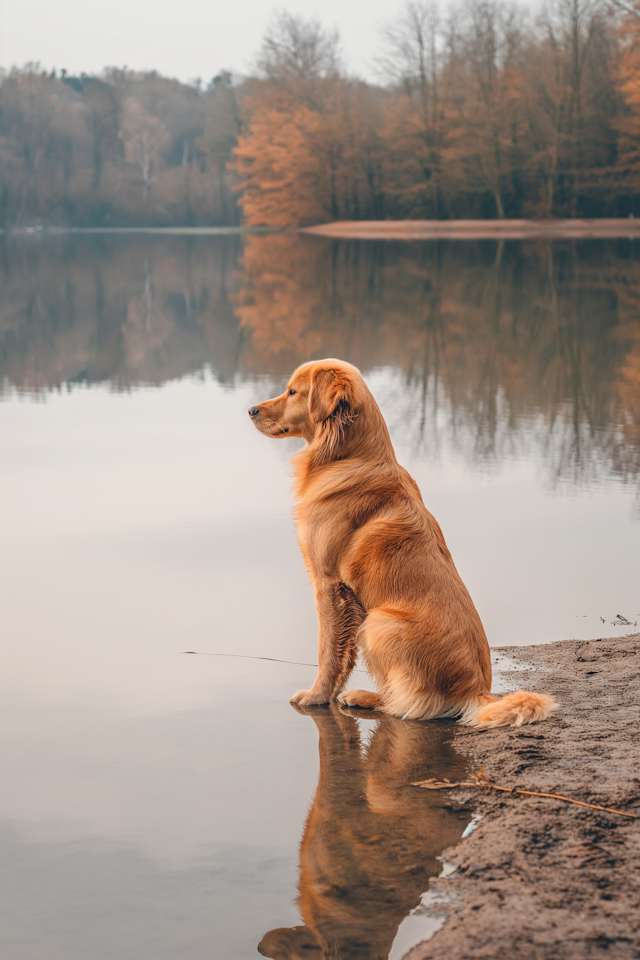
<box><xmin>412</xmin><ymin>634</ymin><xmax>640</xmax><ymax>960</ymax></box>
<box><xmin>301</xmin><ymin>218</ymin><xmax>640</xmax><ymax>240</ymax></box>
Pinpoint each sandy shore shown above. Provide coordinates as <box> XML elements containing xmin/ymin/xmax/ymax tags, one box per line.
<box><xmin>410</xmin><ymin>634</ymin><xmax>640</xmax><ymax>960</ymax></box>
<box><xmin>301</xmin><ymin>219</ymin><xmax>640</xmax><ymax>240</ymax></box>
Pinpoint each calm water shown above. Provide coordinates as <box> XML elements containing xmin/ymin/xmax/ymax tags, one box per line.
<box><xmin>1</xmin><ymin>233</ymin><xmax>639</xmax><ymax>959</ymax></box>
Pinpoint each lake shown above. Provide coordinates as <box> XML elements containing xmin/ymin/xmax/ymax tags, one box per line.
<box><xmin>1</xmin><ymin>232</ymin><xmax>638</xmax><ymax>959</ymax></box>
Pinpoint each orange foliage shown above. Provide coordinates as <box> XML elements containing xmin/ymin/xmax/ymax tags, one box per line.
<box><xmin>233</xmin><ymin>102</ymin><xmax>329</xmax><ymax>227</ymax></box>
<box><xmin>231</xmin><ymin>7</ymin><xmax>632</xmax><ymax>226</ymax></box>
<box><xmin>0</xmin><ymin>7</ymin><xmax>636</xmax><ymax>228</ymax></box>
<box><xmin>618</xmin><ymin>10</ymin><xmax>640</xmax><ymax>190</ymax></box>
<box><xmin>231</xmin><ymin>76</ymin><xmax>386</xmax><ymax>227</ymax></box>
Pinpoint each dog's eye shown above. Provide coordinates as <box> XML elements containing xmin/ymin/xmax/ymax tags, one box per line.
<box><xmin>289</xmin><ymin>389</ymin><xmax>296</xmax><ymax>396</ymax></box>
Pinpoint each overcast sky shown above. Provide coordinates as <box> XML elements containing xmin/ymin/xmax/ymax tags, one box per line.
<box><xmin>0</xmin><ymin>0</ymin><xmax>407</xmax><ymax>83</ymax></box>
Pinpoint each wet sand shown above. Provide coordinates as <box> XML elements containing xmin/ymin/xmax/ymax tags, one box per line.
<box><xmin>411</xmin><ymin>634</ymin><xmax>640</xmax><ymax>960</ymax></box>
<box><xmin>301</xmin><ymin>219</ymin><xmax>640</xmax><ymax>240</ymax></box>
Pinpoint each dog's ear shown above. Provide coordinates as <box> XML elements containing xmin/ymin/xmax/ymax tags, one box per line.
<box><xmin>308</xmin><ymin>365</ymin><xmax>358</xmax><ymax>462</ymax></box>
<box><xmin>308</xmin><ymin>366</ymin><xmax>354</xmax><ymax>425</ymax></box>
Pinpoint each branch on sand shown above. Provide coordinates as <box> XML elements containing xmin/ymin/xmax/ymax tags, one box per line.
<box><xmin>411</xmin><ymin>766</ymin><xmax>638</xmax><ymax>819</ymax></box>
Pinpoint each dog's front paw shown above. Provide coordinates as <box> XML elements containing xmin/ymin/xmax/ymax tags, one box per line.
<box><xmin>290</xmin><ymin>689</ymin><xmax>331</xmax><ymax>707</ymax></box>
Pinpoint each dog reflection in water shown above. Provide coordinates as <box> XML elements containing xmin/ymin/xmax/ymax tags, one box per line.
<box><xmin>258</xmin><ymin>705</ymin><xmax>471</xmax><ymax>960</ymax></box>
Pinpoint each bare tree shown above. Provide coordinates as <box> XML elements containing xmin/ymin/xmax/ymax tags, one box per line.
<box><xmin>257</xmin><ymin>11</ymin><xmax>341</xmax><ymax>82</ymax></box>
<box><xmin>608</xmin><ymin>0</ymin><xmax>640</xmax><ymax>20</ymax></box>
<box><xmin>255</xmin><ymin>11</ymin><xmax>342</xmax><ymax>111</ymax></box>
<box><xmin>443</xmin><ymin>0</ymin><xmax>525</xmax><ymax>218</ymax></box>
<box><xmin>542</xmin><ymin>0</ymin><xmax>604</xmax><ymax>213</ymax></box>
<box><xmin>120</xmin><ymin>96</ymin><xmax>169</xmax><ymax>199</ymax></box>
<box><xmin>203</xmin><ymin>72</ymin><xmax>242</xmax><ymax>225</ymax></box>
<box><xmin>380</xmin><ymin>2</ymin><xmax>443</xmax><ymax>215</ymax></box>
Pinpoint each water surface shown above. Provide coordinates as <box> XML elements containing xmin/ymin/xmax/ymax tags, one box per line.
<box><xmin>1</xmin><ymin>233</ymin><xmax>638</xmax><ymax>959</ymax></box>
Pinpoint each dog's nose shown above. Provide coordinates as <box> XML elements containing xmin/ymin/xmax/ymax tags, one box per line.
<box><xmin>248</xmin><ymin>406</ymin><xmax>260</xmax><ymax>418</ymax></box>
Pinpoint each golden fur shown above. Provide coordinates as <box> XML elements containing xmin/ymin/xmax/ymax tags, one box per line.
<box><xmin>249</xmin><ymin>359</ymin><xmax>555</xmax><ymax>727</ymax></box>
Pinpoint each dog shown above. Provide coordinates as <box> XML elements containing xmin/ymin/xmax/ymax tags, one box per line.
<box><xmin>258</xmin><ymin>704</ymin><xmax>471</xmax><ymax>960</ymax></box>
<box><xmin>249</xmin><ymin>358</ymin><xmax>555</xmax><ymax>727</ymax></box>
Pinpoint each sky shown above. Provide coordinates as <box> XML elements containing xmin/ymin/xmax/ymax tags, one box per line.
<box><xmin>0</xmin><ymin>0</ymin><xmax>406</xmax><ymax>84</ymax></box>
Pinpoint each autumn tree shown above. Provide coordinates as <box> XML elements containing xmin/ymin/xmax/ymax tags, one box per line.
<box><xmin>536</xmin><ymin>0</ymin><xmax>614</xmax><ymax>214</ymax></box>
<box><xmin>615</xmin><ymin>0</ymin><xmax>640</xmax><ymax>199</ymax></box>
<box><xmin>443</xmin><ymin>1</ymin><xmax>529</xmax><ymax>218</ymax></box>
<box><xmin>379</xmin><ymin>1</ymin><xmax>445</xmax><ymax>217</ymax></box>
<box><xmin>232</xmin><ymin>14</ymin><xmax>338</xmax><ymax>225</ymax></box>
<box><xmin>232</xmin><ymin>13</ymin><xmax>387</xmax><ymax>225</ymax></box>
<box><xmin>234</xmin><ymin>104</ymin><xmax>332</xmax><ymax>225</ymax></box>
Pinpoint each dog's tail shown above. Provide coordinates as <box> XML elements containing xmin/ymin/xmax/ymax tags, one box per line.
<box><xmin>466</xmin><ymin>690</ymin><xmax>557</xmax><ymax>728</ymax></box>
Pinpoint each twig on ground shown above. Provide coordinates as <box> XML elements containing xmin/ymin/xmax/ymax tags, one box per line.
<box><xmin>411</xmin><ymin>767</ymin><xmax>638</xmax><ymax>819</ymax></box>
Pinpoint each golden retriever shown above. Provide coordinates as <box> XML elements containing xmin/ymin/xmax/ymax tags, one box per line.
<box><xmin>249</xmin><ymin>359</ymin><xmax>555</xmax><ymax>727</ymax></box>
<box><xmin>258</xmin><ymin>704</ymin><xmax>471</xmax><ymax>960</ymax></box>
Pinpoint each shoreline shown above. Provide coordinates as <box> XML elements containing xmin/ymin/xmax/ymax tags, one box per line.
<box><xmin>0</xmin><ymin>225</ymin><xmax>280</xmax><ymax>237</ymax></box>
<box><xmin>4</xmin><ymin>218</ymin><xmax>640</xmax><ymax>240</ymax></box>
<box><xmin>411</xmin><ymin>633</ymin><xmax>640</xmax><ymax>959</ymax></box>
<box><xmin>301</xmin><ymin>218</ymin><xmax>640</xmax><ymax>240</ymax></box>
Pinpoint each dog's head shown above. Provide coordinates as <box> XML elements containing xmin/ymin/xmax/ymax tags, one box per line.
<box><xmin>248</xmin><ymin>359</ymin><xmax>373</xmax><ymax>462</ymax></box>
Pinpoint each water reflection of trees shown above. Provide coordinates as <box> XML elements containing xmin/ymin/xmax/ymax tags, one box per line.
<box><xmin>0</xmin><ymin>235</ymin><xmax>243</xmax><ymax>390</ymax></box>
<box><xmin>0</xmin><ymin>233</ymin><xmax>638</xmax><ymax>487</ymax></box>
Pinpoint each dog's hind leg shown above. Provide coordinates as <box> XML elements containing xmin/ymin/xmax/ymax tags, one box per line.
<box><xmin>352</xmin><ymin>607</ymin><xmax>459</xmax><ymax>721</ymax></box>
<box><xmin>337</xmin><ymin>608</ymin><xmax>393</xmax><ymax>711</ymax></box>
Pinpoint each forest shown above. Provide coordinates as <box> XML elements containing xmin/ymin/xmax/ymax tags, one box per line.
<box><xmin>1</xmin><ymin>0</ymin><xmax>639</xmax><ymax>227</ymax></box>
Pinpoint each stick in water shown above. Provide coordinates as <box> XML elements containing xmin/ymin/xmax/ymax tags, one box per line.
<box><xmin>184</xmin><ymin>651</ymin><xmax>319</xmax><ymax>667</ymax></box>
<box><xmin>183</xmin><ymin>651</ymin><xmax>368</xmax><ymax>673</ymax></box>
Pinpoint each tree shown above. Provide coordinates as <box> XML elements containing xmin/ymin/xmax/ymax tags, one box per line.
<box><xmin>0</xmin><ymin>66</ymin><xmax>90</xmax><ymax>223</ymax></box>
<box><xmin>555</xmin><ymin>0</ymin><xmax>606</xmax><ymax>213</ymax></box>
<box><xmin>616</xmin><ymin>0</ymin><xmax>640</xmax><ymax>196</ymax></box>
<box><xmin>202</xmin><ymin>72</ymin><xmax>242</xmax><ymax>225</ymax></box>
<box><xmin>257</xmin><ymin>11</ymin><xmax>341</xmax><ymax>103</ymax></box>
<box><xmin>233</xmin><ymin>13</ymin><xmax>387</xmax><ymax>226</ymax></box>
<box><xmin>380</xmin><ymin>2</ymin><xmax>444</xmax><ymax>216</ymax></box>
<box><xmin>440</xmin><ymin>1</ymin><xmax>528</xmax><ymax>218</ymax></box>
<box><xmin>62</xmin><ymin>73</ymin><xmax>121</xmax><ymax>190</ymax></box>
<box><xmin>233</xmin><ymin>103</ymin><xmax>328</xmax><ymax>225</ymax></box>
<box><xmin>120</xmin><ymin>96</ymin><xmax>169</xmax><ymax>199</ymax></box>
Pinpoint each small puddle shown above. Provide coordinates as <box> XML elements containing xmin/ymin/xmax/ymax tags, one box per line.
<box><xmin>257</xmin><ymin>706</ymin><xmax>473</xmax><ymax>960</ymax></box>
<box><xmin>491</xmin><ymin>651</ymin><xmax>554</xmax><ymax>696</ymax></box>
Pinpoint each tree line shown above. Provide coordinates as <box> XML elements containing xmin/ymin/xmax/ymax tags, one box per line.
<box><xmin>1</xmin><ymin>0</ymin><xmax>639</xmax><ymax>227</ymax></box>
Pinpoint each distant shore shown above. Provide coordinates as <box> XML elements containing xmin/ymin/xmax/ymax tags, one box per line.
<box><xmin>4</xmin><ymin>219</ymin><xmax>640</xmax><ymax>241</ymax></box>
<box><xmin>1</xmin><ymin>226</ymin><xmax>279</xmax><ymax>237</ymax></box>
<box><xmin>301</xmin><ymin>218</ymin><xmax>640</xmax><ymax>240</ymax></box>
